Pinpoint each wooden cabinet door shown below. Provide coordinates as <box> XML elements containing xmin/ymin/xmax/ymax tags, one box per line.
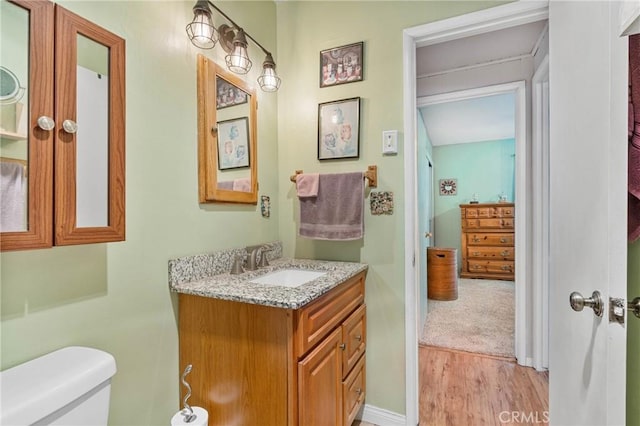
<box><xmin>298</xmin><ymin>327</ymin><xmax>343</xmax><ymax>426</ymax></box>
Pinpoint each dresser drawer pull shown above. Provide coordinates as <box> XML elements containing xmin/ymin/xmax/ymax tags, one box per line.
<box><xmin>473</xmin><ymin>252</ymin><xmax>481</xmax><ymax>256</ymax></box>
<box><xmin>500</xmin><ymin>238</ymin><xmax>507</xmax><ymax>243</ymax></box>
<box><xmin>355</xmin><ymin>335</ymin><xmax>362</xmax><ymax>341</ymax></box>
<box><xmin>472</xmin><ymin>237</ymin><xmax>481</xmax><ymax>243</ymax></box>
<box><xmin>472</xmin><ymin>265</ymin><xmax>483</xmax><ymax>270</ymax></box>
<box><xmin>501</xmin><ymin>251</ymin><xmax>510</xmax><ymax>256</ymax></box>
<box><xmin>340</xmin><ymin>343</ymin><xmax>346</xmax><ymax>350</ymax></box>
<box><xmin>501</xmin><ymin>265</ymin><xmax>513</xmax><ymax>271</ymax></box>
<box><xmin>355</xmin><ymin>388</ymin><xmax>363</xmax><ymax>395</ymax></box>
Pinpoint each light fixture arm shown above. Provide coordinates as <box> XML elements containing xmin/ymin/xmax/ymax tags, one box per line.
<box><xmin>204</xmin><ymin>0</ymin><xmax>273</xmax><ymax>57</ymax></box>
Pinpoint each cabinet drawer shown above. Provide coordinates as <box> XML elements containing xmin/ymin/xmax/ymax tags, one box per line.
<box><xmin>467</xmin><ymin>233</ymin><xmax>514</xmax><ymax>246</ymax></box>
<box><xmin>467</xmin><ymin>260</ymin><xmax>514</xmax><ymax>275</ymax></box>
<box><xmin>463</xmin><ymin>218</ymin><xmax>514</xmax><ymax>230</ymax></box>
<box><xmin>467</xmin><ymin>246</ymin><xmax>514</xmax><ymax>260</ymax></box>
<box><xmin>343</xmin><ymin>355</ymin><xmax>365</xmax><ymax>426</ymax></box>
<box><xmin>342</xmin><ymin>304</ymin><xmax>366</xmax><ymax>378</ymax></box>
<box><xmin>295</xmin><ymin>272</ymin><xmax>365</xmax><ymax>358</ymax></box>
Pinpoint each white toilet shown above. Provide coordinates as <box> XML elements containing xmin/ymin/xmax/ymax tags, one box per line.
<box><xmin>0</xmin><ymin>346</ymin><xmax>117</xmax><ymax>426</ymax></box>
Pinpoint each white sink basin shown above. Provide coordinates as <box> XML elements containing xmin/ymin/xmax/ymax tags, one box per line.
<box><xmin>249</xmin><ymin>269</ymin><xmax>327</xmax><ymax>288</ymax></box>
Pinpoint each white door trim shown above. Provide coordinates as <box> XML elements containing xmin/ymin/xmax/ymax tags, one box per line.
<box><xmin>403</xmin><ymin>2</ymin><xmax>549</xmax><ymax>424</ymax></box>
<box><xmin>531</xmin><ymin>54</ymin><xmax>550</xmax><ymax>371</ymax></box>
<box><xmin>416</xmin><ymin>81</ymin><xmax>528</xmax><ymax>366</ymax></box>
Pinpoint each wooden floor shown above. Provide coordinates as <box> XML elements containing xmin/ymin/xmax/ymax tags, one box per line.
<box><xmin>354</xmin><ymin>346</ymin><xmax>548</xmax><ymax>426</ymax></box>
<box><xmin>419</xmin><ymin>345</ymin><xmax>549</xmax><ymax>426</ymax></box>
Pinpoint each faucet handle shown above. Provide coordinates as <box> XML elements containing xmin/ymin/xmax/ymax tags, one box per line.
<box><xmin>230</xmin><ymin>255</ymin><xmax>245</xmax><ymax>275</ymax></box>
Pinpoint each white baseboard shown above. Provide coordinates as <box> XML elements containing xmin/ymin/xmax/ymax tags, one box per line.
<box><xmin>359</xmin><ymin>404</ymin><xmax>407</xmax><ymax>426</ymax></box>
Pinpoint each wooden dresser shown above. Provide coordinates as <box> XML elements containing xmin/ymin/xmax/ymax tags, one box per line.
<box><xmin>460</xmin><ymin>203</ymin><xmax>515</xmax><ymax>280</ymax></box>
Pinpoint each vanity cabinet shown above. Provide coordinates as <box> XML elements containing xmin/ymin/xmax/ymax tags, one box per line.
<box><xmin>178</xmin><ymin>271</ymin><xmax>367</xmax><ymax>426</ymax></box>
<box><xmin>0</xmin><ymin>0</ymin><xmax>125</xmax><ymax>251</ymax></box>
<box><xmin>460</xmin><ymin>203</ymin><xmax>515</xmax><ymax>280</ymax></box>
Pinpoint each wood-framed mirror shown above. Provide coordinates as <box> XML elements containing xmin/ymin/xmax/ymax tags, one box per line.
<box><xmin>197</xmin><ymin>54</ymin><xmax>257</xmax><ymax>204</ymax></box>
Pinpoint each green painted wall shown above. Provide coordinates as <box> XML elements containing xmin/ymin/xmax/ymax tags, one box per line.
<box><xmin>432</xmin><ymin>139</ymin><xmax>515</xmax><ymax>261</ymax></box>
<box><xmin>628</xmin><ymin>240</ymin><xmax>640</xmax><ymax>425</ymax></box>
<box><xmin>275</xmin><ymin>1</ymin><xmax>506</xmax><ymax>415</ymax></box>
<box><xmin>0</xmin><ymin>1</ymin><xmax>278</xmax><ymax>424</ymax></box>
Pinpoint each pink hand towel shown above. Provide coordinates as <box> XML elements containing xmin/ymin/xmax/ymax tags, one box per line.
<box><xmin>296</xmin><ymin>173</ymin><xmax>319</xmax><ymax>197</ymax></box>
<box><xmin>298</xmin><ymin>172</ymin><xmax>364</xmax><ymax>241</ymax></box>
<box><xmin>232</xmin><ymin>177</ymin><xmax>251</xmax><ymax>192</ymax></box>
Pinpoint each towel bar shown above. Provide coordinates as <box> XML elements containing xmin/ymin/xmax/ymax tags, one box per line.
<box><xmin>290</xmin><ymin>165</ymin><xmax>377</xmax><ymax>188</ymax></box>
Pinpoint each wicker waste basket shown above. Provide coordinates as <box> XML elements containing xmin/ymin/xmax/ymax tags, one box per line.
<box><xmin>427</xmin><ymin>247</ymin><xmax>458</xmax><ymax>301</ymax></box>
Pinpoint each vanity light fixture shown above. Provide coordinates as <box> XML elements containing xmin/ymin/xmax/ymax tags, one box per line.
<box><xmin>186</xmin><ymin>0</ymin><xmax>281</xmax><ymax>91</ymax></box>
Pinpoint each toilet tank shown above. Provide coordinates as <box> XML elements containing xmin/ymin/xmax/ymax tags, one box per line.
<box><xmin>0</xmin><ymin>346</ymin><xmax>117</xmax><ymax>426</ymax></box>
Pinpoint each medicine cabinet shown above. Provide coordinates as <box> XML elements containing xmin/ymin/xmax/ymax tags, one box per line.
<box><xmin>0</xmin><ymin>0</ymin><xmax>125</xmax><ymax>251</ymax></box>
<box><xmin>197</xmin><ymin>54</ymin><xmax>258</xmax><ymax>204</ymax></box>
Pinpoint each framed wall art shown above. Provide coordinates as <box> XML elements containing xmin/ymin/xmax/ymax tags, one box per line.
<box><xmin>439</xmin><ymin>179</ymin><xmax>458</xmax><ymax>196</ymax></box>
<box><xmin>318</xmin><ymin>97</ymin><xmax>360</xmax><ymax>160</ymax></box>
<box><xmin>320</xmin><ymin>42</ymin><xmax>363</xmax><ymax>88</ymax></box>
<box><xmin>216</xmin><ymin>76</ymin><xmax>249</xmax><ymax>109</ymax></box>
<box><xmin>217</xmin><ymin>117</ymin><xmax>250</xmax><ymax>170</ymax></box>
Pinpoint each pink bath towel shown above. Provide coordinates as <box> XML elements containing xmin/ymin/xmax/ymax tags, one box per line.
<box><xmin>296</xmin><ymin>173</ymin><xmax>319</xmax><ymax>198</ymax></box>
<box><xmin>298</xmin><ymin>172</ymin><xmax>364</xmax><ymax>241</ymax></box>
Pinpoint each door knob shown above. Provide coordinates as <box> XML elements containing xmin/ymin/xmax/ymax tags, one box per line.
<box><xmin>629</xmin><ymin>297</ymin><xmax>640</xmax><ymax>319</ymax></box>
<box><xmin>570</xmin><ymin>291</ymin><xmax>604</xmax><ymax>317</ymax></box>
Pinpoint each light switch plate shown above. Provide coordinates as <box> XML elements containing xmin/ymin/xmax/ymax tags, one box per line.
<box><xmin>382</xmin><ymin>130</ymin><xmax>398</xmax><ymax>155</ymax></box>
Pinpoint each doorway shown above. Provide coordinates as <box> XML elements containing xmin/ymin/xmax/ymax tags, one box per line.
<box><xmin>418</xmin><ymin>89</ymin><xmax>519</xmax><ymax>359</ymax></box>
<box><xmin>401</xmin><ymin>3</ymin><xmax>550</xmax><ymax>424</ymax></box>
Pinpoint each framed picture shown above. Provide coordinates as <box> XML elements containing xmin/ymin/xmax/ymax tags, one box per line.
<box><xmin>216</xmin><ymin>76</ymin><xmax>249</xmax><ymax>109</ymax></box>
<box><xmin>320</xmin><ymin>42</ymin><xmax>363</xmax><ymax>88</ymax></box>
<box><xmin>217</xmin><ymin>117</ymin><xmax>250</xmax><ymax>170</ymax></box>
<box><xmin>318</xmin><ymin>97</ymin><xmax>360</xmax><ymax>160</ymax></box>
<box><xmin>439</xmin><ymin>179</ymin><xmax>458</xmax><ymax>196</ymax></box>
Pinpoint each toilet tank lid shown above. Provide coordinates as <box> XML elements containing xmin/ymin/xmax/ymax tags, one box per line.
<box><xmin>0</xmin><ymin>346</ymin><xmax>117</xmax><ymax>426</ymax></box>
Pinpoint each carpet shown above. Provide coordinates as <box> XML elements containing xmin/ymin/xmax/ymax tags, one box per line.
<box><xmin>420</xmin><ymin>278</ymin><xmax>515</xmax><ymax>358</ymax></box>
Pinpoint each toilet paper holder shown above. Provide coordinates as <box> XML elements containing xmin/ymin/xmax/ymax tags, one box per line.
<box><xmin>181</xmin><ymin>364</ymin><xmax>196</xmax><ymax>423</ymax></box>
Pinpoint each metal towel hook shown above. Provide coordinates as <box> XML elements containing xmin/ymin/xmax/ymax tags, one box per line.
<box><xmin>181</xmin><ymin>364</ymin><xmax>196</xmax><ymax>423</ymax></box>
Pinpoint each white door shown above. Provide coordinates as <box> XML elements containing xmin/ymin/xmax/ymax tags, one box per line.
<box><xmin>549</xmin><ymin>2</ymin><xmax>628</xmax><ymax>424</ymax></box>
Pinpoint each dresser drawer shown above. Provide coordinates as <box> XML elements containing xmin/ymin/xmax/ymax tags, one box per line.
<box><xmin>463</xmin><ymin>218</ymin><xmax>514</xmax><ymax>230</ymax></box>
<box><xmin>295</xmin><ymin>272</ymin><xmax>365</xmax><ymax>358</ymax></box>
<box><xmin>467</xmin><ymin>260</ymin><xmax>514</xmax><ymax>275</ymax></box>
<box><xmin>342</xmin><ymin>354</ymin><xmax>365</xmax><ymax>426</ymax></box>
<box><xmin>467</xmin><ymin>246</ymin><xmax>514</xmax><ymax>260</ymax></box>
<box><xmin>464</xmin><ymin>206</ymin><xmax>514</xmax><ymax>219</ymax></box>
<box><xmin>467</xmin><ymin>233</ymin><xmax>514</xmax><ymax>246</ymax></box>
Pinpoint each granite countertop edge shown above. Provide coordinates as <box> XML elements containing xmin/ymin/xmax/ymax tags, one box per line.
<box><xmin>169</xmin><ymin>258</ymin><xmax>368</xmax><ymax>309</ymax></box>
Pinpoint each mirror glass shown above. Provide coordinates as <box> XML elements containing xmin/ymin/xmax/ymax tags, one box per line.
<box><xmin>75</xmin><ymin>34</ymin><xmax>109</xmax><ymax>227</ymax></box>
<box><xmin>0</xmin><ymin>0</ymin><xmax>29</xmax><ymax>232</ymax></box>
<box><xmin>198</xmin><ymin>55</ymin><xmax>257</xmax><ymax>204</ymax></box>
<box><xmin>215</xmin><ymin>75</ymin><xmax>252</xmax><ymax>192</ymax></box>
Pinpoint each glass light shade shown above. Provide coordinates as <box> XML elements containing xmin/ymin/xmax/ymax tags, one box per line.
<box><xmin>186</xmin><ymin>10</ymin><xmax>217</xmax><ymax>49</ymax></box>
<box><xmin>257</xmin><ymin>56</ymin><xmax>281</xmax><ymax>92</ymax></box>
<box><xmin>225</xmin><ymin>29</ymin><xmax>252</xmax><ymax>74</ymax></box>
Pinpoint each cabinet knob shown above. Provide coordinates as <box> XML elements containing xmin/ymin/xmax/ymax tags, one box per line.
<box><xmin>37</xmin><ymin>116</ymin><xmax>55</xmax><ymax>131</ymax></box>
<box><xmin>501</xmin><ymin>251</ymin><xmax>510</xmax><ymax>256</ymax></box>
<box><xmin>62</xmin><ymin>119</ymin><xmax>78</xmax><ymax>134</ymax></box>
<box><xmin>339</xmin><ymin>343</ymin><xmax>346</xmax><ymax>350</ymax></box>
<box><xmin>355</xmin><ymin>388</ymin><xmax>362</xmax><ymax>395</ymax></box>
<box><xmin>500</xmin><ymin>238</ymin><xmax>507</xmax><ymax>243</ymax></box>
<box><xmin>355</xmin><ymin>335</ymin><xmax>362</xmax><ymax>341</ymax></box>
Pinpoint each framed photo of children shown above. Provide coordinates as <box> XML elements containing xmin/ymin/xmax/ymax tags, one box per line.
<box><xmin>318</xmin><ymin>97</ymin><xmax>360</xmax><ymax>160</ymax></box>
<box><xmin>320</xmin><ymin>42</ymin><xmax>363</xmax><ymax>88</ymax></box>
<box><xmin>216</xmin><ymin>76</ymin><xmax>249</xmax><ymax>109</ymax></box>
<box><xmin>217</xmin><ymin>117</ymin><xmax>250</xmax><ymax>170</ymax></box>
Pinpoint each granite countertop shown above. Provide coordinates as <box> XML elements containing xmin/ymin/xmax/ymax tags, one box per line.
<box><xmin>170</xmin><ymin>258</ymin><xmax>368</xmax><ymax>309</ymax></box>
